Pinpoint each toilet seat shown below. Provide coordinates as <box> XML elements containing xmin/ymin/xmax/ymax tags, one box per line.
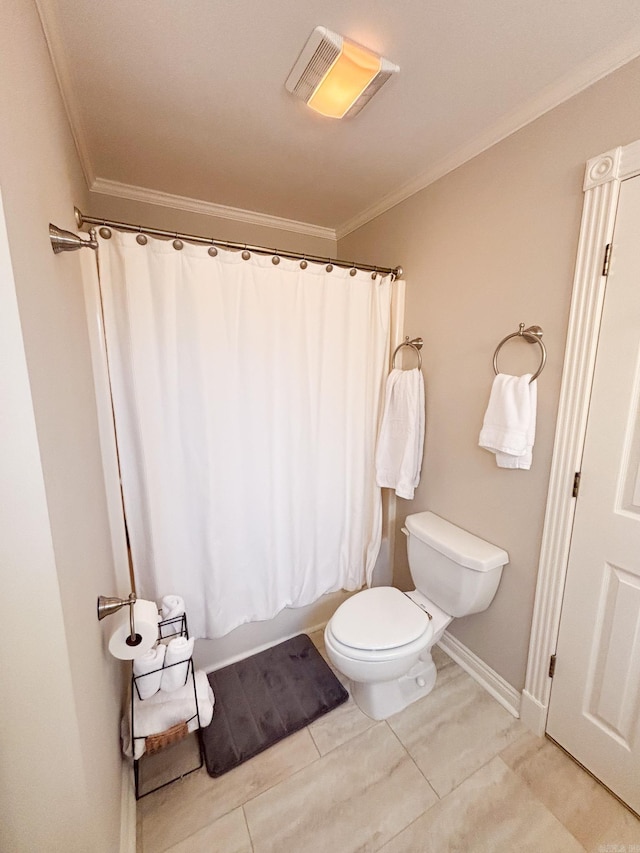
<box><xmin>325</xmin><ymin>621</ymin><xmax>433</xmax><ymax>663</ymax></box>
<box><xmin>328</xmin><ymin>587</ymin><xmax>433</xmax><ymax>661</ymax></box>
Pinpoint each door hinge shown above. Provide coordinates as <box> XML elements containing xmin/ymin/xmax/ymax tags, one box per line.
<box><xmin>602</xmin><ymin>243</ymin><xmax>612</xmax><ymax>277</ymax></box>
<box><xmin>572</xmin><ymin>471</ymin><xmax>581</xmax><ymax>498</ymax></box>
<box><xmin>549</xmin><ymin>654</ymin><xmax>557</xmax><ymax>678</ymax></box>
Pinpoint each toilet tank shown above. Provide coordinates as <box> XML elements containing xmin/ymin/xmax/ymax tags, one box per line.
<box><xmin>404</xmin><ymin>512</ymin><xmax>509</xmax><ymax>618</ymax></box>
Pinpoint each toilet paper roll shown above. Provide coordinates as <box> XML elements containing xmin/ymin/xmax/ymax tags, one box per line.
<box><xmin>108</xmin><ymin>598</ymin><xmax>160</xmax><ymax>660</ymax></box>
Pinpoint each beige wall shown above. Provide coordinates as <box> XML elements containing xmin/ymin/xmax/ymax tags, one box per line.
<box><xmin>4</xmin><ymin>31</ymin><xmax>639</xmax><ymax>853</ymax></box>
<box><xmin>87</xmin><ymin>192</ymin><xmax>338</xmax><ymax>258</ymax></box>
<box><xmin>339</xmin><ymin>57</ymin><xmax>640</xmax><ymax>691</ymax></box>
<box><xmin>0</xmin><ymin>185</ymin><xmax>91</xmax><ymax>853</ymax></box>
<box><xmin>0</xmin><ymin>2</ymin><xmax>124</xmax><ymax>849</ymax></box>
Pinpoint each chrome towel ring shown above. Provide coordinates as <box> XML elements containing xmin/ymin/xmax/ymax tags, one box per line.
<box><xmin>392</xmin><ymin>336</ymin><xmax>423</xmax><ymax>370</ymax></box>
<box><xmin>493</xmin><ymin>323</ymin><xmax>546</xmax><ymax>383</ymax></box>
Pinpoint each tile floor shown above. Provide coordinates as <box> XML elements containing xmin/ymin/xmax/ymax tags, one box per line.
<box><xmin>137</xmin><ymin>632</ymin><xmax>640</xmax><ymax>853</ymax></box>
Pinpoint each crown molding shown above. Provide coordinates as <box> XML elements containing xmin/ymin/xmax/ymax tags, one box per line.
<box><xmin>336</xmin><ymin>31</ymin><xmax>640</xmax><ymax>239</ymax></box>
<box><xmin>35</xmin><ymin>0</ymin><xmax>95</xmax><ymax>188</ymax></box>
<box><xmin>35</xmin><ymin>0</ymin><xmax>640</xmax><ymax>245</ymax></box>
<box><xmin>90</xmin><ymin>178</ymin><xmax>337</xmax><ymax>241</ymax></box>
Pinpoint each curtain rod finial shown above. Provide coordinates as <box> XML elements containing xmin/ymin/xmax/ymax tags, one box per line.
<box><xmin>49</xmin><ymin>223</ymin><xmax>98</xmax><ymax>254</ymax></box>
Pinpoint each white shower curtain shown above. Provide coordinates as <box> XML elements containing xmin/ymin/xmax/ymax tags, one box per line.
<box><xmin>94</xmin><ymin>231</ymin><xmax>392</xmax><ymax>638</ymax></box>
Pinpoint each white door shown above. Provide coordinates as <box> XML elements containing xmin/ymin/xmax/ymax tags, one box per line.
<box><xmin>546</xmin><ymin>174</ymin><xmax>640</xmax><ymax>814</ymax></box>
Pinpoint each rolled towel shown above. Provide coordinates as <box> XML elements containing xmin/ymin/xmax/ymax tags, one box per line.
<box><xmin>142</xmin><ymin>668</ymin><xmax>211</xmax><ymax>708</ymax></box>
<box><xmin>160</xmin><ymin>594</ymin><xmax>185</xmax><ymax>636</ymax></box>
<box><xmin>122</xmin><ymin>669</ymin><xmax>215</xmax><ymax>759</ymax></box>
<box><xmin>132</xmin><ymin>643</ymin><xmax>166</xmax><ymax>700</ymax></box>
<box><xmin>160</xmin><ymin>635</ymin><xmax>195</xmax><ymax>692</ymax></box>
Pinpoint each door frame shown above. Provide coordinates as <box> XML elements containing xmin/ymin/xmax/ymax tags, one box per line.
<box><xmin>521</xmin><ymin>139</ymin><xmax>640</xmax><ymax>736</ymax></box>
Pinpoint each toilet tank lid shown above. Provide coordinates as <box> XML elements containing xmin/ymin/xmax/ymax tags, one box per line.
<box><xmin>405</xmin><ymin>511</ymin><xmax>509</xmax><ymax>572</ymax></box>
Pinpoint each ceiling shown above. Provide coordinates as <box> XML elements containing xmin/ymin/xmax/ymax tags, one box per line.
<box><xmin>40</xmin><ymin>0</ymin><xmax>640</xmax><ymax>237</ymax></box>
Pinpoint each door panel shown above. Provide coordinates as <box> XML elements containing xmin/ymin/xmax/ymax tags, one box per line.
<box><xmin>546</xmin><ymin>174</ymin><xmax>640</xmax><ymax>813</ymax></box>
<box><xmin>586</xmin><ymin>561</ymin><xmax>640</xmax><ymax>746</ymax></box>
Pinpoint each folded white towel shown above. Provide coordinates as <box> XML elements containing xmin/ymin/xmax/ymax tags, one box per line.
<box><xmin>375</xmin><ymin>368</ymin><xmax>425</xmax><ymax>499</ymax></box>
<box><xmin>122</xmin><ymin>669</ymin><xmax>215</xmax><ymax>759</ymax></box>
<box><xmin>496</xmin><ymin>379</ymin><xmax>537</xmax><ymax>469</ymax></box>
<box><xmin>160</xmin><ymin>635</ymin><xmax>195</xmax><ymax>692</ymax></box>
<box><xmin>479</xmin><ymin>374</ymin><xmax>537</xmax><ymax>469</ymax></box>
<box><xmin>160</xmin><ymin>594</ymin><xmax>185</xmax><ymax>636</ymax></box>
<box><xmin>132</xmin><ymin>643</ymin><xmax>166</xmax><ymax>700</ymax></box>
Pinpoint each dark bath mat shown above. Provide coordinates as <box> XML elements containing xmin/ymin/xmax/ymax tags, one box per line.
<box><xmin>202</xmin><ymin>633</ymin><xmax>348</xmax><ymax>777</ymax></box>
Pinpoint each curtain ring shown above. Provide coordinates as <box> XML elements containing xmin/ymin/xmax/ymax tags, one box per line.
<box><xmin>272</xmin><ymin>252</ymin><xmax>280</xmax><ymax>265</ymax></box>
<box><xmin>242</xmin><ymin>247</ymin><xmax>251</xmax><ymax>260</ymax></box>
<box><xmin>172</xmin><ymin>236</ymin><xmax>184</xmax><ymax>250</ymax></box>
<box><xmin>208</xmin><ymin>240</ymin><xmax>218</xmax><ymax>257</ymax></box>
<box><xmin>326</xmin><ymin>262</ymin><xmax>333</xmax><ymax>272</ymax></box>
<box><xmin>99</xmin><ymin>226</ymin><xmax>112</xmax><ymax>239</ymax></box>
<box><xmin>136</xmin><ymin>227</ymin><xmax>147</xmax><ymax>246</ymax></box>
<box><xmin>300</xmin><ymin>258</ymin><xmax>308</xmax><ymax>269</ymax></box>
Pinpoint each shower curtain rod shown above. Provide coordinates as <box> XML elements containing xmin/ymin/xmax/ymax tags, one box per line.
<box><xmin>64</xmin><ymin>208</ymin><xmax>403</xmax><ymax>278</ymax></box>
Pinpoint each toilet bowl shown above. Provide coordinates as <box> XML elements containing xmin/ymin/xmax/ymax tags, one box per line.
<box><xmin>324</xmin><ymin>512</ymin><xmax>508</xmax><ymax>720</ymax></box>
<box><xmin>324</xmin><ymin>585</ymin><xmax>452</xmax><ymax>720</ymax></box>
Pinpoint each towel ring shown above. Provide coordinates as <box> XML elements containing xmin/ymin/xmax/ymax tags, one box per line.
<box><xmin>493</xmin><ymin>323</ymin><xmax>546</xmax><ymax>383</ymax></box>
<box><xmin>392</xmin><ymin>336</ymin><xmax>423</xmax><ymax>370</ymax></box>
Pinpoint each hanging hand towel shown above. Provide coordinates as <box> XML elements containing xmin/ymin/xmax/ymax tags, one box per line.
<box><xmin>375</xmin><ymin>367</ymin><xmax>425</xmax><ymax>499</ymax></box>
<box><xmin>479</xmin><ymin>374</ymin><xmax>537</xmax><ymax>469</ymax></box>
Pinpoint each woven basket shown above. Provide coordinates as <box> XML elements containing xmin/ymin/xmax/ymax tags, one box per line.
<box><xmin>145</xmin><ymin>720</ymin><xmax>189</xmax><ymax>755</ymax></box>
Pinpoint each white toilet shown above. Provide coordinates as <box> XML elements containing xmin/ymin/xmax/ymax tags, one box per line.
<box><xmin>324</xmin><ymin>511</ymin><xmax>509</xmax><ymax>720</ymax></box>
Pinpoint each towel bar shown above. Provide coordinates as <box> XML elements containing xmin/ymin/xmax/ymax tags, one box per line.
<box><xmin>493</xmin><ymin>323</ymin><xmax>546</xmax><ymax>382</ymax></box>
<box><xmin>392</xmin><ymin>336</ymin><xmax>423</xmax><ymax>370</ymax></box>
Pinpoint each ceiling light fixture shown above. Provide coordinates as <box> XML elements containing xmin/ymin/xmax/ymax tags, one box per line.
<box><xmin>285</xmin><ymin>26</ymin><xmax>399</xmax><ymax>119</ymax></box>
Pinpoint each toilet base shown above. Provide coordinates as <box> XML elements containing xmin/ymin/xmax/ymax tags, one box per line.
<box><xmin>350</xmin><ymin>651</ymin><xmax>437</xmax><ymax>720</ymax></box>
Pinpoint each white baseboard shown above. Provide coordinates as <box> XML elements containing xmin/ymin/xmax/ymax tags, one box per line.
<box><xmin>519</xmin><ymin>689</ymin><xmax>548</xmax><ymax>736</ymax></box>
<box><xmin>119</xmin><ymin>758</ymin><xmax>136</xmax><ymax>853</ymax></box>
<box><xmin>438</xmin><ymin>631</ymin><xmax>521</xmax><ymax>719</ymax></box>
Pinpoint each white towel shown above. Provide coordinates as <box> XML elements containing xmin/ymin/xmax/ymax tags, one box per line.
<box><xmin>132</xmin><ymin>643</ymin><xmax>166</xmax><ymax>700</ymax></box>
<box><xmin>375</xmin><ymin>368</ymin><xmax>425</xmax><ymax>499</ymax></box>
<box><xmin>479</xmin><ymin>374</ymin><xmax>537</xmax><ymax>469</ymax></box>
<box><xmin>160</xmin><ymin>635</ymin><xmax>195</xmax><ymax>692</ymax></box>
<box><xmin>160</xmin><ymin>594</ymin><xmax>185</xmax><ymax>636</ymax></box>
<box><xmin>122</xmin><ymin>669</ymin><xmax>215</xmax><ymax>759</ymax></box>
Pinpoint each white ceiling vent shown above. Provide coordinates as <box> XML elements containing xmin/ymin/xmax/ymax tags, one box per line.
<box><xmin>285</xmin><ymin>26</ymin><xmax>399</xmax><ymax>119</ymax></box>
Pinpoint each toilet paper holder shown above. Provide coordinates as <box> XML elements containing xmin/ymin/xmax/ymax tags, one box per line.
<box><xmin>97</xmin><ymin>592</ymin><xmax>142</xmax><ymax>650</ymax></box>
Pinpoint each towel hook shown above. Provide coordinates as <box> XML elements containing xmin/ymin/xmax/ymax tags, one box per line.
<box><xmin>493</xmin><ymin>323</ymin><xmax>546</xmax><ymax>382</ymax></box>
<box><xmin>392</xmin><ymin>336</ymin><xmax>423</xmax><ymax>370</ymax></box>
